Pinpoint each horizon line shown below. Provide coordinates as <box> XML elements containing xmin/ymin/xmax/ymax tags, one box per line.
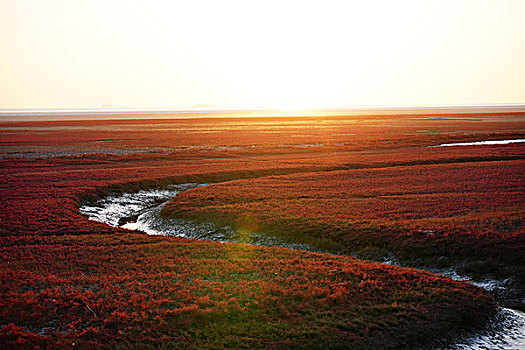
<box><xmin>1</xmin><ymin>103</ymin><xmax>524</xmax><ymax>122</ymax></box>
<box><xmin>2</xmin><ymin>103</ymin><xmax>525</xmax><ymax>113</ymax></box>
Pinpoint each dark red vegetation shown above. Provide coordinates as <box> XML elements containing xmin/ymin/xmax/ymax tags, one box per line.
<box><xmin>1</xmin><ymin>113</ymin><xmax>523</xmax><ymax>348</ymax></box>
<box><xmin>163</xmin><ymin>161</ymin><xmax>524</xmax><ymax>267</ymax></box>
<box><xmin>0</xmin><ymin>234</ymin><xmax>494</xmax><ymax>349</ymax></box>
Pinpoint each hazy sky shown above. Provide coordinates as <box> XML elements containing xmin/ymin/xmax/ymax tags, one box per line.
<box><xmin>1</xmin><ymin>0</ymin><xmax>524</xmax><ymax>110</ymax></box>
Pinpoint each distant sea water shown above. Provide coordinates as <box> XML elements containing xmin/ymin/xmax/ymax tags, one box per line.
<box><xmin>0</xmin><ymin>105</ymin><xmax>524</xmax><ymax>122</ymax></box>
<box><xmin>0</xmin><ymin>108</ymin><xmax>258</xmax><ymax>122</ymax></box>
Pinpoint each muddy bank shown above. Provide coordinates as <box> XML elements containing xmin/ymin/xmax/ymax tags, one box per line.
<box><xmin>80</xmin><ymin>183</ymin><xmax>315</xmax><ymax>251</ymax></box>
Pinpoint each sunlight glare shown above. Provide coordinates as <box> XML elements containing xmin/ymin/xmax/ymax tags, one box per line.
<box><xmin>0</xmin><ymin>0</ymin><xmax>524</xmax><ymax>109</ymax></box>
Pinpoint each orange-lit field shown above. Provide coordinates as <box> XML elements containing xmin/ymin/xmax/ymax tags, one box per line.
<box><xmin>1</xmin><ymin>112</ymin><xmax>524</xmax><ymax>349</ymax></box>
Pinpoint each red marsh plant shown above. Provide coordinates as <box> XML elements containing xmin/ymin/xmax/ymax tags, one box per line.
<box><xmin>2</xmin><ymin>115</ymin><xmax>523</xmax><ymax>348</ymax></box>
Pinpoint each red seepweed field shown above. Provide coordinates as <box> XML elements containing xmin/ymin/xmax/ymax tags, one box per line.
<box><xmin>1</xmin><ymin>112</ymin><xmax>524</xmax><ymax>349</ymax></box>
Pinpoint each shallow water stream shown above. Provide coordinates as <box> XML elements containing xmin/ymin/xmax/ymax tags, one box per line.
<box><xmin>79</xmin><ymin>184</ymin><xmax>525</xmax><ymax>350</ymax></box>
<box><xmin>432</xmin><ymin>138</ymin><xmax>525</xmax><ymax>147</ymax></box>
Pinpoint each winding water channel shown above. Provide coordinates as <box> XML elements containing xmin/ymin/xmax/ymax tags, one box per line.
<box><xmin>79</xmin><ymin>183</ymin><xmax>525</xmax><ymax>350</ymax></box>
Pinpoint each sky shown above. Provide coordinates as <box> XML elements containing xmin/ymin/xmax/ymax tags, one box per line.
<box><xmin>1</xmin><ymin>0</ymin><xmax>524</xmax><ymax>110</ymax></box>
